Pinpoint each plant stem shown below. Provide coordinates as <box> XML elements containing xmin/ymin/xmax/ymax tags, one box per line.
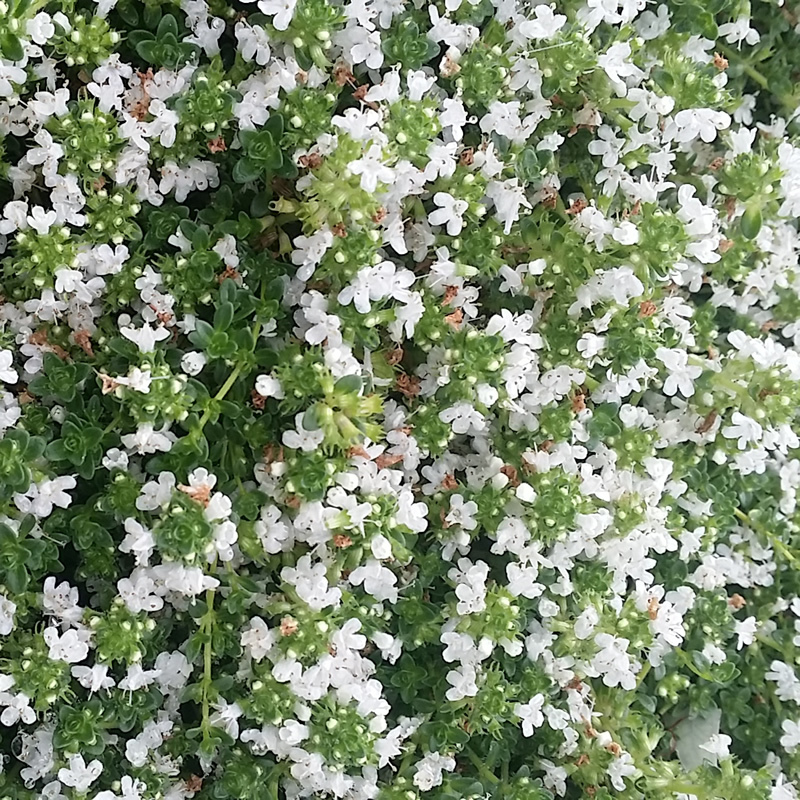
<box><xmin>194</xmin><ymin>363</ymin><xmax>243</xmax><ymax>437</ymax></box>
<box><xmin>191</xmin><ymin>301</ymin><xmax>267</xmax><ymax>438</ymax></box>
<box><xmin>734</xmin><ymin>508</ymin><xmax>798</xmax><ymax>565</ymax></box>
<box><xmin>718</xmin><ymin>46</ymin><xmax>769</xmax><ymax>89</ymax></box>
<box><xmin>201</xmin><ymin>557</ymin><xmax>219</xmax><ymax>744</ymax></box>
<box><xmin>464</xmin><ymin>746</ymin><xmax>499</xmax><ymax>785</ymax></box>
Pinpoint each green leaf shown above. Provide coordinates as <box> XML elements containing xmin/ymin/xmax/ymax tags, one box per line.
<box><xmin>302</xmin><ymin>405</ymin><xmax>320</xmax><ymax>431</ymax></box>
<box><xmin>136</xmin><ymin>39</ymin><xmax>163</xmax><ymax>64</ymax></box>
<box><xmin>45</xmin><ymin>439</ymin><xmax>71</xmax><ymax>462</ymax></box>
<box><xmin>156</xmin><ymin>13</ymin><xmax>179</xmax><ymax>39</ymax></box>
<box><xmin>0</xmin><ymin>32</ymin><xmax>24</xmax><ymax>62</ymax></box>
<box><xmin>250</xmin><ymin>190</ymin><xmax>273</xmax><ymax>217</ymax></box>
<box><xmin>142</xmin><ymin>4</ymin><xmax>163</xmax><ymax>29</ymax></box>
<box><xmin>232</xmin><ymin>157</ymin><xmax>264</xmax><ymax>184</ymax></box>
<box><xmin>264</xmin><ymin>114</ymin><xmax>284</xmax><ymax>140</ymax></box>
<box><xmin>4</xmin><ymin>561</ymin><xmax>28</xmax><ymax>594</ymax></box>
<box><xmin>127</xmin><ymin>29</ymin><xmax>156</xmax><ymax>49</ymax></box>
<box><xmin>190</xmin><ymin>319</ymin><xmax>215</xmax><ymax>348</ymax></box>
<box><xmin>219</xmin><ymin>277</ymin><xmax>238</xmax><ymax>306</ymax></box>
<box><xmin>334</xmin><ymin>374</ymin><xmax>362</xmax><ymax>394</ymax></box>
<box><xmin>192</xmin><ymin>226</ymin><xmax>211</xmax><ymax>250</ymax></box>
<box><xmin>238</xmin><ymin>129</ymin><xmax>257</xmax><ymax>149</ymax></box>
<box><xmin>515</xmin><ymin>147</ymin><xmax>541</xmax><ymax>185</ymax></box>
<box><xmin>18</xmin><ymin>515</ymin><xmax>36</xmax><ymax>537</ymax></box>
<box><xmin>117</xmin><ymin>1</ymin><xmax>140</xmax><ymax>26</ymax></box>
<box><xmin>214</xmin><ymin>301</ymin><xmax>235</xmax><ymax>332</ymax></box>
<box><xmin>740</xmin><ymin>203</ymin><xmax>762</xmax><ymax>240</ymax></box>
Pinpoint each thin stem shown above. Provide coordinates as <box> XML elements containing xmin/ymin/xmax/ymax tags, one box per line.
<box><xmin>674</xmin><ymin>647</ymin><xmax>708</xmax><ymax>680</ymax></box>
<box><xmin>718</xmin><ymin>46</ymin><xmax>769</xmax><ymax>89</ymax></box>
<box><xmin>734</xmin><ymin>508</ymin><xmax>798</xmax><ymax>565</ymax></box>
<box><xmin>193</xmin><ymin>363</ymin><xmax>243</xmax><ymax>437</ymax></box>
<box><xmin>756</xmin><ymin>633</ymin><xmax>793</xmax><ymax>662</ymax></box>
<box><xmin>102</xmin><ymin>413</ymin><xmax>123</xmax><ymax>436</ymax></box>
<box><xmin>201</xmin><ymin>557</ymin><xmax>219</xmax><ymax>744</ymax></box>
<box><xmin>191</xmin><ymin>296</ymin><xmax>267</xmax><ymax>438</ymax></box>
<box><xmin>464</xmin><ymin>746</ymin><xmax>500</xmax><ymax>786</ymax></box>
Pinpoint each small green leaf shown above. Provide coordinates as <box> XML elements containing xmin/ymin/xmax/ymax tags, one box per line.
<box><xmin>5</xmin><ymin>561</ymin><xmax>28</xmax><ymax>594</ymax></box>
<box><xmin>0</xmin><ymin>32</ymin><xmax>24</xmax><ymax>62</ymax></box>
<box><xmin>190</xmin><ymin>319</ymin><xmax>215</xmax><ymax>348</ymax></box>
<box><xmin>214</xmin><ymin>301</ymin><xmax>235</xmax><ymax>332</ymax></box>
<box><xmin>156</xmin><ymin>13</ymin><xmax>179</xmax><ymax>39</ymax></box>
<box><xmin>232</xmin><ymin>157</ymin><xmax>263</xmax><ymax>184</ymax></box>
<box><xmin>334</xmin><ymin>374</ymin><xmax>362</xmax><ymax>394</ymax></box>
<box><xmin>302</xmin><ymin>405</ymin><xmax>320</xmax><ymax>431</ymax></box>
<box><xmin>740</xmin><ymin>203</ymin><xmax>762</xmax><ymax>240</ymax></box>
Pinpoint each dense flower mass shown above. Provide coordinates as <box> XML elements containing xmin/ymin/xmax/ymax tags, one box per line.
<box><xmin>2</xmin><ymin>0</ymin><xmax>800</xmax><ymax>798</ymax></box>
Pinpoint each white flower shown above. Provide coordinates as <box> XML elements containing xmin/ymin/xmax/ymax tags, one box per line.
<box><xmin>734</xmin><ymin>616</ymin><xmax>757</xmax><ymax>649</ymax></box>
<box><xmin>71</xmin><ymin>664</ymin><xmax>115</xmax><ymax>693</ymax></box>
<box><xmin>439</xmin><ymin>403</ymin><xmax>486</xmax><ymax>435</ymax></box>
<box><xmin>445</xmin><ymin>664</ymin><xmax>479</xmax><ymax>701</ymax></box>
<box><xmin>210</xmin><ymin>698</ymin><xmax>244</xmax><ymax>738</ymax></box>
<box><xmin>236</xmin><ymin>21</ymin><xmax>271</xmax><ymax>64</ymax></box>
<box><xmin>597</xmin><ymin>42</ymin><xmax>644</xmax><ymax>97</ymax></box>
<box><xmin>719</xmin><ymin>16</ymin><xmax>760</xmax><ymax>46</ymax></box>
<box><xmin>119</xmin><ymin>663</ymin><xmax>162</xmax><ymax>692</ymax></box>
<box><xmin>255</xmin><ymin>374</ymin><xmax>285</xmax><ymax>398</ymax></box>
<box><xmin>428</xmin><ymin>192</ymin><xmax>468</xmax><ymax>236</ymax></box>
<box><xmin>282</xmin><ymin>412</ymin><xmax>325</xmax><ymax>452</ymax></box>
<box><xmin>120</xmin><ymin>322</ymin><xmax>171</xmax><ymax>353</ymax></box>
<box><xmin>413</xmin><ymin>752</ymin><xmax>456</xmax><ymax>791</ymax></box>
<box><xmin>14</xmin><ymin>476</ymin><xmax>77</xmax><ymax>518</ymax></box>
<box><xmin>42</xmin><ymin>577</ymin><xmax>82</xmax><ymax>624</ymax></box>
<box><xmin>0</xmin><ymin>595</ymin><xmax>15</xmax><ymax>635</ymax></box>
<box><xmin>27</xmin><ymin>206</ymin><xmax>57</xmax><ymax>235</ymax></box>
<box><xmin>121</xmin><ymin>423</ymin><xmax>175</xmax><ymax>455</ymax></box>
<box><xmin>0</xmin><ymin>350</ymin><xmax>17</xmax><ymax>384</ymax></box>
<box><xmin>26</xmin><ymin>12</ymin><xmax>56</xmax><ymax>44</ymax></box>
<box><xmin>700</xmin><ymin>733</ymin><xmax>732</xmax><ymax>760</ymax></box>
<box><xmin>257</xmin><ymin>0</ymin><xmax>298</xmax><ymax>30</ymax></box>
<box><xmin>0</xmin><ymin>692</ymin><xmax>35</xmax><ymax>725</ymax></box>
<box><xmin>514</xmin><ymin>694</ymin><xmax>545</xmax><ymax>736</ymax></box>
<box><xmin>281</xmin><ymin>554</ymin><xmax>342</xmax><ymax>610</ymax></box>
<box><xmin>781</xmin><ymin>719</ymin><xmax>800</xmax><ymax>752</ymax></box>
<box><xmin>349</xmin><ymin>558</ymin><xmax>398</xmax><ymax>603</ymax></box>
<box><xmin>445</xmin><ymin>494</ymin><xmax>478</xmax><ymax>530</ymax></box>
<box><xmin>43</xmin><ymin>626</ymin><xmax>90</xmax><ymax>664</ymax></box>
<box><xmin>58</xmin><ymin>755</ymin><xmax>103</xmax><ymax>793</ymax></box>
<box><xmin>486</xmin><ymin>178</ymin><xmax>532</xmax><ymax>234</ymax></box>
<box><xmin>655</xmin><ymin>347</ymin><xmax>703</xmax><ymax>398</ymax></box>
<box><xmin>347</xmin><ymin>144</ymin><xmax>394</xmax><ymax>193</ymax></box>
<box><xmin>663</xmin><ymin>108</ymin><xmax>731</xmax><ymax>144</ymax></box>
<box><xmin>181</xmin><ymin>351</ymin><xmax>207</xmax><ymax>376</ymax></box>
<box><xmin>607</xmin><ymin>751</ymin><xmax>638</xmax><ymax>791</ymax></box>
<box><xmin>519</xmin><ymin>4</ymin><xmax>566</xmax><ymax>39</ymax></box>
<box><xmin>722</xmin><ymin>412</ymin><xmax>763</xmax><ymax>449</ymax></box>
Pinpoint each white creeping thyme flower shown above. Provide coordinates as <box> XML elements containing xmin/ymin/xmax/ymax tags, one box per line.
<box><xmin>43</xmin><ymin>627</ymin><xmax>91</xmax><ymax>664</ymax></box>
<box><xmin>428</xmin><ymin>192</ymin><xmax>468</xmax><ymax>235</ymax></box>
<box><xmin>14</xmin><ymin>476</ymin><xmax>77</xmax><ymax>518</ymax></box>
<box><xmin>413</xmin><ymin>752</ymin><xmax>456</xmax><ymax>791</ymax></box>
<box><xmin>180</xmin><ymin>351</ymin><xmax>207</xmax><ymax>376</ymax></box>
<box><xmin>0</xmin><ymin>350</ymin><xmax>18</xmax><ymax>383</ymax></box>
<box><xmin>0</xmin><ymin>595</ymin><xmax>16</xmax><ymax>635</ymax></box>
<box><xmin>514</xmin><ymin>694</ymin><xmax>545</xmax><ymax>736</ymax></box>
<box><xmin>255</xmin><ymin>374</ymin><xmax>285</xmax><ymax>398</ymax></box>
<box><xmin>57</xmin><ymin>755</ymin><xmax>103</xmax><ymax>793</ymax></box>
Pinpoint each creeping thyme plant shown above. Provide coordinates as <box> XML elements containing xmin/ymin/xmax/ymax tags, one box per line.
<box><xmin>6</xmin><ymin>0</ymin><xmax>800</xmax><ymax>798</ymax></box>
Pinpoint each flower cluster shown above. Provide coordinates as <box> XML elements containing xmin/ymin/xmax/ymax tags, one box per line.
<box><xmin>1</xmin><ymin>0</ymin><xmax>800</xmax><ymax>799</ymax></box>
